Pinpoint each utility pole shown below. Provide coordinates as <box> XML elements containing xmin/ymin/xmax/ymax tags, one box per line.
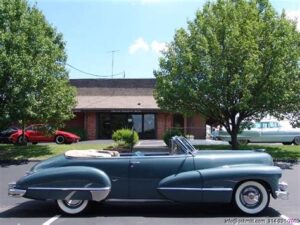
<box><xmin>107</xmin><ymin>50</ymin><xmax>119</xmax><ymax>78</ymax></box>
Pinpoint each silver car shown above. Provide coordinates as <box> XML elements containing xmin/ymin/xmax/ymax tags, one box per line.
<box><xmin>218</xmin><ymin>121</ymin><xmax>300</xmax><ymax>145</ymax></box>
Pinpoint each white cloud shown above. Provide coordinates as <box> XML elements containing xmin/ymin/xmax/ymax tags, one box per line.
<box><xmin>128</xmin><ymin>37</ymin><xmax>150</xmax><ymax>54</ymax></box>
<box><xmin>285</xmin><ymin>10</ymin><xmax>300</xmax><ymax>31</ymax></box>
<box><xmin>151</xmin><ymin>40</ymin><xmax>168</xmax><ymax>54</ymax></box>
<box><xmin>129</xmin><ymin>38</ymin><xmax>168</xmax><ymax>55</ymax></box>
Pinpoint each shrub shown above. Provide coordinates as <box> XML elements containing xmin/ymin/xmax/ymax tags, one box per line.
<box><xmin>112</xmin><ymin>128</ymin><xmax>139</xmax><ymax>148</ymax></box>
<box><xmin>163</xmin><ymin>128</ymin><xmax>182</xmax><ymax>146</ymax></box>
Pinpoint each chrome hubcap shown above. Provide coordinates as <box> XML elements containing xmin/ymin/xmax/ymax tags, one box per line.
<box><xmin>64</xmin><ymin>200</ymin><xmax>83</xmax><ymax>208</ymax></box>
<box><xmin>240</xmin><ymin>186</ymin><xmax>261</xmax><ymax>208</ymax></box>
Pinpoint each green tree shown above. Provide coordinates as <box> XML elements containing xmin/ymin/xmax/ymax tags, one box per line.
<box><xmin>154</xmin><ymin>0</ymin><xmax>300</xmax><ymax>149</ymax></box>
<box><xmin>0</xmin><ymin>0</ymin><xmax>76</xmax><ymax>142</ymax></box>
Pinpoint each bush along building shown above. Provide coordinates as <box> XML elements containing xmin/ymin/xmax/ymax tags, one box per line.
<box><xmin>65</xmin><ymin>79</ymin><xmax>206</xmax><ymax>140</ymax></box>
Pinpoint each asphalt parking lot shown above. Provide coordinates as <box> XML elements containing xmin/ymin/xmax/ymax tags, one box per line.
<box><xmin>0</xmin><ymin>161</ymin><xmax>299</xmax><ymax>225</ymax></box>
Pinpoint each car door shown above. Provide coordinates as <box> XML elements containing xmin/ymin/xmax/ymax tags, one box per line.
<box><xmin>33</xmin><ymin>125</ymin><xmax>47</xmax><ymax>142</ymax></box>
<box><xmin>25</xmin><ymin>125</ymin><xmax>38</xmax><ymax>142</ymax></box>
<box><xmin>35</xmin><ymin>125</ymin><xmax>54</xmax><ymax>142</ymax></box>
<box><xmin>259</xmin><ymin>122</ymin><xmax>281</xmax><ymax>142</ymax></box>
<box><xmin>128</xmin><ymin>153</ymin><xmax>194</xmax><ymax>199</ymax></box>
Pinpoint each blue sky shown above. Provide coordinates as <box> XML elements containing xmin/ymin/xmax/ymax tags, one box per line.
<box><xmin>29</xmin><ymin>0</ymin><xmax>300</xmax><ymax>79</ymax></box>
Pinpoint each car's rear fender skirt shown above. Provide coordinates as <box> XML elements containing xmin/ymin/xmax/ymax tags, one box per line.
<box><xmin>157</xmin><ymin>170</ymin><xmax>203</xmax><ymax>203</ymax></box>
<box><xmin>200</xmin><ymin>165</ymin><xmax>282</xmax><ymax>201</ymax></box>
<box><xmin>16</xmin><ymin>166</ymin><xmax>111</xmax><ymax>201</ymax></box>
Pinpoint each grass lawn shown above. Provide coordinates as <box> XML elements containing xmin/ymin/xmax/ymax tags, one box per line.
<box><xmin>195</xmin><ymin>144</ymin><xmax>300</xmax><ymax>160</ymax></box>
<box><xmin>0</xmin><ymin>143</ymin><xmax>111</xmax><ymax>160</ymax></box>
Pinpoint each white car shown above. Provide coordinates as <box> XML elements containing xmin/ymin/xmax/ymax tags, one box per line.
<box><xmin>218</xmin><ymin>121</ymin><xmax>300</xmax><ymax>145</ymax></box>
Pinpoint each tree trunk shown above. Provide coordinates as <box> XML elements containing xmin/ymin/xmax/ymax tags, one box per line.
<box><xmin>21</xmin><ymin>120</ymin><xmax>27</xmax><ymax>145</ymax></box>
<box><xmin>230</xmin><ymin>129</ymin><xmax>239</xmax><ymax>150</ymax></box>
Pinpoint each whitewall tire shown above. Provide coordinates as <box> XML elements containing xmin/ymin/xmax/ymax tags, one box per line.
<box><xmin>57</xmin><ymin>200</ymin><xmax>89</xmax><ymax>215</ymax></box>
<box><xmin>294</xmin><ymin>136</ymin><xmax>300</xmax><ymax>145</ymax></box>
<box><xmin>234</xmin><ymin>181</ymin><xmax>269</xmax><ymax>215</ymax></box>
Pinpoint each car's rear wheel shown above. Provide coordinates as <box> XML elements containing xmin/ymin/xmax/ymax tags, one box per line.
<box><xmin>17</xmin><ymin>136</ymin><xmax>28</xmax><ymax>145</ymax></box>
<box><xmin>238</xmin><ymin>139</ymin><xmax>249</xmax><ymax>145</ymax></box>
<box><xmin>282</xmin><ymin>142</ymin><xmax>292</xmax><ymax>145</ymax></box>
<box><xmin>55</xmin><ymin>135</ymin><xmax>65</xmax><ymax>144</ymax></box>
<box><xmin>293</xmin><ymin>136</ymin><xmax>300</xmax><ymax>145</ymax></box>
<box><xmin>56</xmin><ymin>200</ymin><xmax>89</xmax><ymax>215</ymax></box>
<box><xmin>234</xmin><ymin>181</ymin><xmax>269</xmax><ymax>215</ymax></box>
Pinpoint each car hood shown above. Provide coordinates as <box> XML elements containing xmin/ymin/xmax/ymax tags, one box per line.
<box><xmin>193</xmin><ymin>150</ymin><xmax>274</xmax><ymax>169</ymax></box>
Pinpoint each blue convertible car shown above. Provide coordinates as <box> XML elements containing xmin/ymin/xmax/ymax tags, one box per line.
<box><xmin>8</xmin><ymin>136</ymin><xmax>288</xmax><ymax>215</ymax></box>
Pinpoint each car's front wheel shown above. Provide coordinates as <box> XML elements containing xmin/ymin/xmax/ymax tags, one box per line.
<box><xmin>56</xmin><ymin>200</ymin><xmax>89</xmax><ymax>215</ymax></box>
<box><xmin>293</xmin><ymin>136</ymin><xmax>300</xmax><ymax>145</ymax></box>
<box><xmin>55</xmin><ymin>135</ymin><xmax>65</xmax><ymax>144</ymax></box>
<box><xmin>234</xmin><ymin>181</ymin><xmax>269</xmax><ymax>215</ymax></box>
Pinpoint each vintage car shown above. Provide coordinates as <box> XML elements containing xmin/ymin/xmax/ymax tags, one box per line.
<box><xmin>8</xmin><ymin>136</ymin><xmax>288</xmax><ymax>215</ymax></box>
<box><xmin>9</xmin><ymin>124</ymin><xmax>80</xmax><ymax>145</ymax></box>
<box><xmin>218</xmin><ymin>121</ymin><xmax>300</xmax><ymax>145</ymax></box>
<box><xmin>0</xmin><ymin>126</ymin><xmax>18</xmax><ymax>144</ymax></box>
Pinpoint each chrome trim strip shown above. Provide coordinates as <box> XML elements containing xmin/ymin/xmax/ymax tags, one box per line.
<box><xmin>202</xmin><ymin>188</ymin><xmax>232</xmax><ymax>191</ymax></box>
<box><xmin>157</xmin><ymin>187</ymin><xmax>232</xmax><ymax>191</ymax></box>
<box><xmin>105</xmin><ymin>199</ymin><xmax>172</xmax><ymax>203</ymax></box>
<box><xmin>27</xmin><ymin>187</ymin><xmax>110</xmax><ymax>191</ymax></box>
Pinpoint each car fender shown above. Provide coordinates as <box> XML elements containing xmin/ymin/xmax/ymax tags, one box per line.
<box><xmin>157</xmin><ymin>170</ymin><xmax>203</xmax><ymax>202</ymax></box>
<box><xmin>199</xmin><ymin>164</ymin><xmax>282</xmax><ymax>201</ymax></box>
<box><xmin>157</xmin><ymin>165</ymin><xmax>281</xmax><ymax>203</ymax></box>
<box><xmin>16</xmin><ymin>166</ymin><xmax>111</xmax><ymax>201</ymax></box>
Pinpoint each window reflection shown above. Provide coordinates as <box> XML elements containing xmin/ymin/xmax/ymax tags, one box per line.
<box><xmin>98</xmin><ymin>113</ymin><xmax>156</xmax><ymax>139</ymax></box>
<box><xmin>131</xmin><ymin>114</ymin><xmax>142</xmax><ymax>133</ymax></box>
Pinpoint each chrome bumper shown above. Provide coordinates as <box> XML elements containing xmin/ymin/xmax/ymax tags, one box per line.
<box><xmin>276</xmin><ymin>181</ymin><xmax>289</xmax><ymax>200</ymax></box>
<box><xmin>8</xmin><ymin>182</ymin><xmax>26</xmax><ymax>198</ymax></box>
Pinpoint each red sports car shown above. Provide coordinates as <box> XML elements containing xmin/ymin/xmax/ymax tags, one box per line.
<box><xmin>10</xmin><ymin>124</ymin><xmax>80</xmax><ymax>145</ymax></box>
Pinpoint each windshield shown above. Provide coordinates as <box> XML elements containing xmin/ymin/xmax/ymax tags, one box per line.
<box><xmin>171</xmin><ymin>136</ymin><xmax>196</xmax><ymax>154</ymax></box>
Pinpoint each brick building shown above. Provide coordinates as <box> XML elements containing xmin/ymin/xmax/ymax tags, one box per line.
<box><xmin>66</xmin><ymin>79</ymin><xmax>206</xmax><ymax>140</ymax></box>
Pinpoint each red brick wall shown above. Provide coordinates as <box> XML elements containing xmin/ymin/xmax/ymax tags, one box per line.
<box><xmin>156</xmin><ymin>112</ymin><xmax>173</xmax><ymax>139</ymax></box>
<box><xmin>187</xmin><ymin>114</ymin><xmax>206</xmax><ymax>139</ymax></box>
<box><xmin>65</xmin><ymin>111</ymin><xmax>206</xmax><ymax>140</ymax></box>
<box><xmin>65</xmin><ymin>112</ymin><xmax>84</xmax><ymax>129</ymax></box>
<box><xmin>85</xmin><ymin>112</ymin><xmax>97</xmax><ymax>140</ymax></box>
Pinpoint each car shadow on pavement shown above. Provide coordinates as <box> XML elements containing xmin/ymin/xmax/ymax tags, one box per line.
<box><xmin>0</xmin><ymin>200</ymin><xmax>281</xmax><ymax>218</ymax></box>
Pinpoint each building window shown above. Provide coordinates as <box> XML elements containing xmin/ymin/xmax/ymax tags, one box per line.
<box><xmin>97</xmin><ymin>113</ymin><xmax>156</xmax><ymax>139</ymax></box>
<box><xmin>143</xmin><ymin>114</ymin><xmax>155</xmax><ymax>139</ymax></box>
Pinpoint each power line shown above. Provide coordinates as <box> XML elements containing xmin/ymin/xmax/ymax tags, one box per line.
<box><xmin>66</xmin><ymin>63</ymin><xmax>124</xmax><ymax>78</ymax></box>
